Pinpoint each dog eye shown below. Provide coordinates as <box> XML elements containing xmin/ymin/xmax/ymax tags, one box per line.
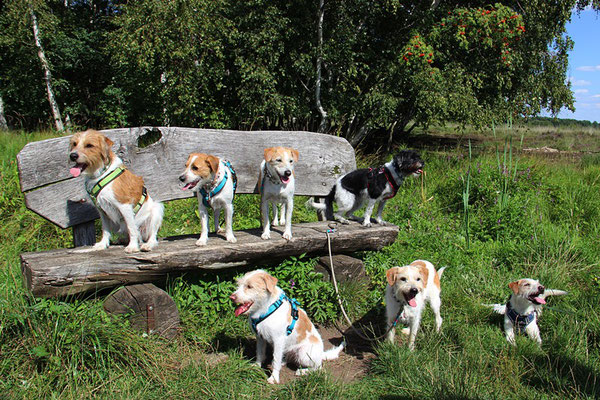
<box><xmin>416</xmin><ymin>278</ymin><xmax>421</xmax><ymax>281</ymax></box>
<box><xmin>524</xmin><ymin>283</ymin><xmax>530</xmax><ymax>286</ymax></box>
<box><xmin>276</xmin><ymin>158</ymin><xmax>282</xmax><ymax>162</ymax></box>
<box><xmin>246</xmin><ymin>284</ymin><xmax>253</xmax><ymax>289</ymax></box>
<box><xmin>85</xmin><ymin>143</ymin><xmax>94</xmax><ymax>148</ymax></box>
<box><xmin>192</xmin><ymin>166</ymin><xmax>198</xmax><ymax>171</ymax></box>
<box><xmin>400</xmin><ymin>277</ymin><xmax>407</xmax><ymax>282</ymax></box>
<box><xmin>290</xmin><ymin>160</ymin><xmax>294</xmax><ymax>164</ymax></box>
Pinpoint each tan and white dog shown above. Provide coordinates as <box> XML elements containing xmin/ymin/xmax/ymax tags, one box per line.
<box><xmin>68</xmin><ymin>129</ymin><xmax>163</xmax><ymax>253</ymax></box>
<box><xmin>487</xmin><ymin>278</ymin><xmax>567</xmax><ymax>346</ymax></box>
<box><xmin>259</xmin><ymin>147</ymin><xmax>299</xmax><ymax>241</ymax></box>
<box><xmin>179</xmin><ymin>153</ymin><xmax>237</xmax><ymax>246</ymax></box>
<box><xmin>230</xmin><ymin>270</ymin><xmax>344</xmax><ymax>384</ymax></box>
<box><xmin>385</xmin><ymin>260</ymin><xmax>445</xmax><ymax>350</ymax></box>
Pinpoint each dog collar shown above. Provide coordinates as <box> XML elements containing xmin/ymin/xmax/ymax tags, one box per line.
<box><xmin>87</xmin><ymin>166</ymin><xmax>148</xmax><ymax>214</ymax></box>
<box><xmin>260</xmin><ymin>165</ymin><xmax>282</xmax><ymax>194</ymax></box>
<box><xmin>506</xmin><ymin>300</ymin><xmax>535</xmax><ymax>332</ymax></box>
<box><xmin>200</xmin><ymin>160</ymin><xmax>237</xmax><ymax>208</ymax></box>
<box><xmin>382</xmin><ymin>166</ymin><xmax>401</xmax><ymax>199</ymax></box>
<box><xmin>251</xmin><ymin>292</ymin><xmax>300</xmax><ymax>336</ymax></box>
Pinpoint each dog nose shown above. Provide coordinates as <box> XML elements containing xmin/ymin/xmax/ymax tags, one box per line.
<box><xmin>539</xmin><ymin>285</ymin><xmax>545</xmax><ymax>292</ymax></box>
<box><xmin>229</xmin><ymin>293</ymin><xmax>237</xmax><ymax>301</ymax></box>
<box><xmin>179</xmin><ymin>175</ymin><xmax>186</xmax><ymax>182</ymax></box>
<box><xmin>409</xmin><ymin>288</ymin><xmax>418</xmax><ymax>295</ymax></box>
<box><xmin>284</xmin><ymin>170</ymin><xmax>291</xmax><ymax>177</ymax></box>
<box><xmin>69</xmin><ymin>152</ymin><xmax>78</xmax><ymax>161</ymax></box>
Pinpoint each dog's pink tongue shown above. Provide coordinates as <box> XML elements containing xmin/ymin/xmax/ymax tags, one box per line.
<box><xmin>234</xmin><ymin>303</ymin><xmax>250</xmax><ymax>317</ymax></box>
<box><xmin>69</xmin><ymin>167</ymin><xmax>81</xmax><ymax>177</ymax></box>
<box><xmin>408</xmin><ymin>298</ymin><xmax>417</xmax><ymax>308</ymax></box>
<box><xmin>534</xmin><ymin>297</ymin><xmax>546</xmax><ymax>305</ymax></box>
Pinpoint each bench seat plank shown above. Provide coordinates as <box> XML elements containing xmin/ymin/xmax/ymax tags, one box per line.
<box><xmin>21</xmin><ymin>221</ymin><xmax>398</xmax><ymax>298</ymax></box>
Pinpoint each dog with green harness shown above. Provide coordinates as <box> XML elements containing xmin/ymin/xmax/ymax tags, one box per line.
<box><xmin>68</xmin><ymin>129</ymin><xmax>164</xmax><ymax>253</ymax></box>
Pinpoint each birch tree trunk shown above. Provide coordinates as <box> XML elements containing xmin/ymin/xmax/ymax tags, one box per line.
<box><xmin>30</xmin><ymin>5</ymin><xmax>64</xmax><ymax>132</ymax></box>
<box><xmin>0</xmin><ymin>93</ymin><xmax>7</xmax><ymax>130</ymax></box>
<box><xmin>315</xmin><ymin>0</ymin><xmax>327</xmax><ymax>133</ymax></box>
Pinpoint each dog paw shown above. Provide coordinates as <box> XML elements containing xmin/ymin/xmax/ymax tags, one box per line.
<box><xmin>267</xmin><ymin>376</ymin><xmax>279</xmax><ymax>385</ymax></box>
<box><xmin>92</xmin><ymin>242</ymin><xmax>108</xmax><ymax>251</ymax></box>
<box><xmin>226</xmin><ymin>235</ymin><xmax>237</xmax><ymax>243</ymax></box>
<box><xmin>124</xmin><ymin>245</ymin><xmax>139</xmax><ymax>253</ymax></box>
<box><xmin>338</xmin><ymin>218</ymin><xmax>350</xmax><ymax>225</ymax></box>
<box><xmin>376</xmin><ymin>219</ymin><xmax>388</xmax><ymax>226</ymax></box>
<box><xmin>196</xmin><ymin>238</ymin><xmax>208</xmax><ymax>246</ymax></box>
<box><xmin>272</xmin><ymin>220</ymin><xmax>280</xmax><ymax>227</ymax></box>
<box><xmin>282</xmin><ymin>231</ymin><xmax>292</xmax><ymax>241</ymax></box>
<box><xmin>140</xmin><ymin>243</ymin><xmax>156</xmax><ymax>252</ymax></box>
<box><xmin>216</xmin><ymin>228</ymin><xmax>225</xmax><ymax>235</ymax></box>
<box><xmin>261</xmin><ymin>231</ymin><xmax>271</xmax><ymax>240</ymax></box>
<box><xmin>362</xmin><ymin>221</ymin><xmax>372</xmax><ymax>228</ymax></box>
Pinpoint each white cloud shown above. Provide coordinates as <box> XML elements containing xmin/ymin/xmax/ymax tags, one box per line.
<box><xmin>576</xmin><ymin>65</ymin><xmax>600</xmax><ymax>72</ymax></box>
<box><xmin>574</xmin><ymin>89</ymin><xmax>589</xmax><ymax>94</ymax></box>
<box><xmin>568</xmin><ymin>77</ymin><xmax>592</xmax><ymax>86</ymax></box>
<box><xmin>592</xmin><ymin>94</ymin><xmax>600</xmax><ymax>98</ymax></box>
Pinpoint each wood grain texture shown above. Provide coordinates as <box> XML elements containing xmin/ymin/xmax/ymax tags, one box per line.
<box><xmin>21</xmin><ymin>221</ymin><xmax>398</xmax><ymax>298</ymax></box>
<box><xmin>103</xmin><ymin>283</ymin><xmax>180</xmax><ymax>339</ymax></box>
<box><xmin>17</xmin><ymin>127</ymin><xmax>356</xmax><ymax>228</ymax></box>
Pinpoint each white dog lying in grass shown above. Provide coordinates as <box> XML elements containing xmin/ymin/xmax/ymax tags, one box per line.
<box><xmin>486</xmin><ymin>278</ymin><xmax>567</xmax><ymax>345</ymax></box>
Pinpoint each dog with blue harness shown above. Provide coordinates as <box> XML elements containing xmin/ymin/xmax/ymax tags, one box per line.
<box><xmin>485</xmin><ymin>278</ymin><xmax>567</xmax><ymax>346</ymax></box>
<box><xmin>230</xmin><ymin>269</ymin><xmax>345</xmax><ymax>384</ymax></box>
<box><xmin>179</xmin><ymin>153</ymin><xmax>238</xmax><ymax>245</ymax></box>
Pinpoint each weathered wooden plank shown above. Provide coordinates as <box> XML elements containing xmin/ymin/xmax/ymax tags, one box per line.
<box><xmin>21</xmin><ymin>221</ymin><xmax>398</xmax><ymax>298</ymax></box>
<box><xmin>18</xmin><ymin>127</ymin><xmax>355</xmax><ymax>228</ymax></box>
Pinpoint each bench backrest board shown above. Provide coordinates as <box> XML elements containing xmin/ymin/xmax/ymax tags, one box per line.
<box><xmin>17</xmin><ymin>127</ymin><xmax>356</xmax><ymax>229</ymax></box>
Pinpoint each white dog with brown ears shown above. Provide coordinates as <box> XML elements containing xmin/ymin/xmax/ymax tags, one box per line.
<box><xmin>259</xmin><ymin>147</ymin><xmax>299</xmax><ymax>241</ymax></box>
<box><xmin>179</xmin><ymin>153</ymin><xmax>237</xmax><ymax>246</ymax></box>
<box><xmin>486</xmin><ymin>278</ymin><xmax>567</xmax><ymax>346</ymax></box>
<box><xmin>385</xmin><ymin>260</ymin><xmax>445</xmax><ymax>350</ymax></box>
<box><xmin>68</xmin><ymin>129</ymin><xmax>164</xmax><ymax>253</ymax></box>
<box><xmin>230</xmin><ymin>269</ymin><xmax>344</xmax><ymax>384</ymax></box>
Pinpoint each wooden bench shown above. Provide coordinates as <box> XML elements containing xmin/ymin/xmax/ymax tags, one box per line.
<box><xmin>17</xmin><ymin>127</ymin><xmax>399</xmax><ymax>334</ymax></box>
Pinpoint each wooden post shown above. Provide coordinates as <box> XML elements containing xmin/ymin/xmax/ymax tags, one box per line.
<box><xmin>72</xmin><ymin>221</ymin><xmax>95</xmax><ymax>247</ymax></box>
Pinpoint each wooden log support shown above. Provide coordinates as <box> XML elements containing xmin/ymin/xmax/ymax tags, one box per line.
<box><xmin>315</xmin><ymin>254</ymin><xmax>367</xmax><ymax>283</ymax></box>
<box><xmin>103</xmin><ymin>283</ymin><xmax>180</xmax><ymax>339</ymax></box>
<box><xmin>21</xmin><ymin>221</ymin><xmax>398</xmax><ymax>298</ymax></box>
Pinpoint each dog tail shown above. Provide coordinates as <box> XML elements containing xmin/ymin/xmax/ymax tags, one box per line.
<box><xmin>482</xmin><ymin>303</ymin><xmax>506</xmax><ymax>314</ymax></box>
<box><xmin>322</xmin><ymin>338</ymin><xmax>345</xmax><ymax>361</ymax></box>
<box><xmin>542</xmin><ymin>289</ymin><xmax>568</xmax><ymax>298</ymax></box>
<box><xmin>437</xmin><ymin>266</ymin><xmax>446</xmax><ymax>279</ymax></box>
<box><xmin>305</xmin><ymin>185</ymin><xmax>336</xmax><ymax>220</ymax></box>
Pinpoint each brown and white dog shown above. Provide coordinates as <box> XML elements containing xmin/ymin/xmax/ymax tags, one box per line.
<box><xmin>259</xmin><ymin>147</ymin><xmax>299</xmax><ymax>241</ymax></box>
<box><xmin>68</xmin><ymin>129</ymin><xmax>163</xmax><ymax>252</ymax></box>
<box><xmin>230</xmin><ymin>270</ymin><xmax>344</xmax><ymax>384</ymax></box>
<box><xmin>385</xmin><ymin>260</ymin><xmax>445</xmax><ymax>350</ymax></box>
<box><xmin>179</xmin><ymin>153</ymin><xmax>236</xmax><ymax>245</ymax></box>
<box><xmin>487</xmin><ymin>278</ymin><xmax>567</xmax><ymax>346</ymax></box>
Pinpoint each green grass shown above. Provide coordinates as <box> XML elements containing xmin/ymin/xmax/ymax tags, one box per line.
<box><xmin>1</xmin><ymin>127</ymin><xmax>599</xmax><ymax>399</ymax></box>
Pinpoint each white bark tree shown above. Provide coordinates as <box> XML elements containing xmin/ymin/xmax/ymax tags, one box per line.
<box><xmin>315</xmin><ymin>0</ymin><xmax>327</xmax><ymax>133</ymax></box>
<box><xmin>30</xmin><ymin>4</ymin><xmax>64</xmax><ymax>132</ymax></box>
<box><xmin>0</xmin><ymin>93</ymin><xmax>7</xmax><ymax>130</ymax></box>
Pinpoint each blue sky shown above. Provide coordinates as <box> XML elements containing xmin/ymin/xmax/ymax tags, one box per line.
<box><xmin>553</xmin><ymin>8</ymin><xmax>600</xmax><ymax>122</ymax></box>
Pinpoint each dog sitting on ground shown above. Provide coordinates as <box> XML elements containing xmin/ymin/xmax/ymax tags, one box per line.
<box><xmin>230</xmin><ymin>269</ymin><xmax>344</xmax><ymax>384</ymax></box>
<box><xmin>179</xmin><ymin>153</ymin><xmax>237</xmax><ymax>245</ymax></box>
<box><xmin>385</xmin><ymin>260</ymin><xmax>445</xmax><ymax>350</ymax></box>
<box><xmin>68</xmin><ymin>129</ymin><xmax>163</xmax><ymax>252</ymax></box>
<box><xmin>259</xmin><ymin>147</ymin><xmax>299</xmax><ymax>241</ymax></box>
<box><xmin>306</xmin><ymin>150</ymin><xmax>424</xmax><ymax>227</ymax></box>
<box><xmin>486</xmin><ymin>279</ymin><xmax>567</xmax><ymax>345</ymax></box>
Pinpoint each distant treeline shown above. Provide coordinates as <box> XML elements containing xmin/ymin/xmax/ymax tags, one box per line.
<box><xmin>1</xmin><ymin>0</ymin><xmax>598</xmax><ymax>145</ymax></box>
<box><xmin>524</xmin><ymin>117</ymin><xmax>600</xmax><ymax>129</ymax></box>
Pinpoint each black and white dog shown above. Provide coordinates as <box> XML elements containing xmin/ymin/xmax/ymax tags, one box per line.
<box><xmin>307</xmin><ymin>150</ymin><xmax>424</xmax><ymax>226</ymax></box>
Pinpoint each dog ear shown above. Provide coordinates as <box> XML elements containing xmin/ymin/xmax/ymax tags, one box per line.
<box><xmin>417</xmin><ymin>264</ymin><xmax>429</xmax><ymax>287</ymax></box>
<box><xmin>206</xmin><ymin>155</ymin><xmax>220</xmax><ymax>173</ymax></box>
<box><xmin>104</xmin><ymin>135</ymin><xmax>114</xmax><ymax>148</ymax></box>
<box><xmin>508</xmin><ymin>280</ymin><xmax>520</xmax><ymax>294</ymax></box>
<box><xmin>289</xmin><ymin>148</ymin><xmax>299</xmax><ymax>162</ymax></box>
<box><xmin>264</xmin><ymin>147</ymin><xmax>276</xmax><ymax>162</ymax></box>
<box><xmin>263</xmin><ymin>274</ymin><xmax>278</xmax><ymax>294</ymax></box>
<box><xmin>386</xmin><ymin>267</ymin><xmax>400</xmax><ymax>286</ymax></box>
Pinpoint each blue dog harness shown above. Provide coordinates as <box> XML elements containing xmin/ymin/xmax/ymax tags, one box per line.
<box><xmin>506</xmin><ymin>301</ymin><xmax>535</xmax><ymax>332</ymax></box>
<box><xmin>251</xmin><ymin>292</ymin><xmax>300</xmax><ymax>336</ymax></box>
<box><xmin>199</xmin><ymin>160</ymin><xmax>237</xmax><ymax>208</ymax></box>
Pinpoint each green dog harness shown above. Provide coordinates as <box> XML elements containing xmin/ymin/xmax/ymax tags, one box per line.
<box><xmin>87</xmin><ymin>166</ymin><xmax>148</xmax><ymax>214</ymax></box>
